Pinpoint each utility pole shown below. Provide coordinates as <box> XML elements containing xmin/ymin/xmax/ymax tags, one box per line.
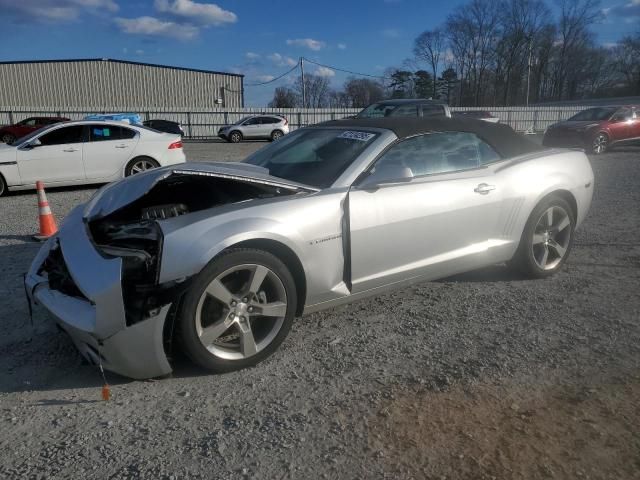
<box><xmin>526</xmin><ymin>39</ymin><xmax>533</xmax><ymax>107</ymax></box>
<box><xmin>300</xmin><ymin>57</ymin><xmax>307</xmax><ymax>108</ymax></box>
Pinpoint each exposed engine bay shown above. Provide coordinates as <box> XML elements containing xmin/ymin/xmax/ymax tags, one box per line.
<box><xmin>87</xmin><ymin>173</ymin><xmax>299</xmax><ymax>325</ymax></box>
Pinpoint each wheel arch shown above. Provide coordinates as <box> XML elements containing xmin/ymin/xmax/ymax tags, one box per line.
<box><xmin>229</xmin><ymin>238</ymin><xmax>307</xmax><ymax>316</ymax></box>
<box><xmin>547</xmin><ymin>189</ymin><xmax>578</xmax><ymax>221</ymax></box>
<box><xmin>124</xmin><ymin>155</ymin><xmax>159</xmax><ymax>176</ymax></box>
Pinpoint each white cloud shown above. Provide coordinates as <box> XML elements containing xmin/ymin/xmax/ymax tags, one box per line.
<box><xmin>0</xmin><ymin>0</ymin><xmax>117</xmax><ymax>23</ymax></box>
<box><xmin>337</xmin><ymin>43</ymin><xmax>347</xmax><ymax>50</ymax></box>
<box><xmin>314</xmin><ymin>66</ymin><xmax>335</xmax><ymax>77</ymax></box>
<box><xmin>286</xmin><ymin>38</ymin><xmax>325</xmax><ymax>51</ymax></box>
<box><xmin>245</xmin><ymin>52</ymin><xmax>260</xmax><ymax>60</ymax></box>
<box><xmin>135</xmin><ymin>49</ymin><xmax>145</xmax><ymax>55</ymax></box>
<box><xmin>606</xmin><ymin>0</ymin><xmax>640</xmax><ymax>19</ymax></box>
<box><xmin>154</xmin><ymin>0</ymin><xmax>237</xmax><ymax>26</ymax></box>
<box><xmin>256</xmin><ymin>74</ymin><xmax>275</xmax><ymax>82</ymax></box>
<box><xmin>382</xmin><ymin>28</ymin><xmax>400</xmax><ymax>38</ymax></box>
<box><xmin>115</xmin><ymin>16</ymin><xmax>199</xmax><ymax>40</ymax></box>
<box><xmin>268</xmin><ymin>53</ymin><xmax>297</xmax><ymax>67</ymax></box>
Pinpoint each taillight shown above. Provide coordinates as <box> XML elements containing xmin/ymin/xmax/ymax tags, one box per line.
<box><xmin>283</xmin><ymin>117</ymin><xmax>288</xmax><ymax>125</ymax></box>
<box><xmin>168</xmin><ymin>141</ymin><xmax>183</xmax><ymax>149</ymax></box>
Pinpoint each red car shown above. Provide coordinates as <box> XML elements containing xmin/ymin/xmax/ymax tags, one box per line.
<box><xmin>0</xmin><ymin>116</ymin><xmax>69</xmax><ymax>144</ymax></box>
<box><xmin>543</xmin><ymin>106</ymin><xmax>640</xmax><ymax>154</ymax></box>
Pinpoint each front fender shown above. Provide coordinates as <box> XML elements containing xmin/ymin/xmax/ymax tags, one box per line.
<box><xmin>157</xmin><ymin>216</ymin><xmax>306</xmax><ymax>284</ymax></box>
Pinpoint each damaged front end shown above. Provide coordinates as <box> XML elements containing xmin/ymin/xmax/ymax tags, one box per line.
<box><xmin>26</xmin><ymin>163</ymin><xmax>315</xmax><ymax>379</ymax></box>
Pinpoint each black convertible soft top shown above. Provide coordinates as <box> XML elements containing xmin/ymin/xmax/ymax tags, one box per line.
<box><xmin>316</xmin><ymin>117</ymin><xmax>542</xmax><ymax>158</ymax></box>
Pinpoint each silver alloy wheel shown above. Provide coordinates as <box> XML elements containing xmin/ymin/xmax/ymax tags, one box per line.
<box><xmin>130</xmin><ymin>158</ymin><xmax>156</xmax><ymax>174</ymax></box>
<box><xmin>195</xmin><ymin>263</ymin><xmax>288</xmax><ymax>360</ymax></box>
<box><xmin>272</xmin><ymin>130</ymin><xmax>283</xmax><ymax>140</ymax></box>
<box><xmin>1</xmin><ymin>133</ymin><xmax>14</xmax><ymax>144</ymax></box>
<box><xmin>532</xmin><ymin>206</ymin><xmax>572</xmax><ymax>270</ymax></box>
<box><xmin>230</xmin><ymin>131</ymin><xmax>241</xmax><ymax>143</ymax></box>
<box><xmin>592</xmin><ymin>134</ymin><xmax>608</xmax><ymax>154</ymax></box>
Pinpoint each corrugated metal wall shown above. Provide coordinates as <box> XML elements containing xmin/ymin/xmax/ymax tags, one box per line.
<box><xmin>0</xmin><ymin>105</ymin><xmax>592</xmax><ymax>138</ymax></box>
<box><xmin>0</xmin><ymin>60</ymin><xmax>243</xmax><ymax>110</ymax></box>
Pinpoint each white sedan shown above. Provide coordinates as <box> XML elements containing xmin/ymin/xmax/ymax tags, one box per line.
<box><xmin>0</xmin><ymin>120</ymin><xmax>186</xmax><ymax>196</ymax></box>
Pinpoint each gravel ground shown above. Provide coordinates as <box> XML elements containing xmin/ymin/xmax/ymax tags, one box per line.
<box><xmin>1</xmin><ymin>141</ymin><xmax>639</xmax><ymax>479</ymax></box>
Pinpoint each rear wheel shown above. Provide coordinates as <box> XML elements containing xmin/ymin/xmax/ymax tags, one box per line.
<box><xmin>229</xmin><ymin>131</ymin><xmax>243</xmax><ymax>143</ymax></box>
<box><xmin>1</xmin><ymin>133</ymin><xmax>15</xmax><ymax>145</ymax></box>
<box><xmin>511</xmin><ymin>196</ymin><xmax>575</xmax><ymax>278</ymax></box>
<box><xmin>591</xmin><ymin>133</ymin><xmax>609</xmax><ymax>154</ymax></box>
<box><xmin>0</xmin><ymin>174</ymin><xmax>7</xmax><ymax>197</ymax></box>
<box><xmin>179</xmin><ymin>248</ymin><xmax>297</xmax><ymax>373</ymax></box>
<box><xmin>125</xmin><ymin>156</ymin><xmax>159</xmax><ymax>176</ymax></box>
<box><xmin>270</xmin><ymin>130</ymin><xmax>284</xmax><ymax>141</ymax></box>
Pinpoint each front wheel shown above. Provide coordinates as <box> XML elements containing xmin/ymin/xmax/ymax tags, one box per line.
<box><xmin>511</xmin><ymin>196</ymin><xmax>575</xmax><ymax>278</ymax></box>
<box><xmin>591</xmin><ymin>133</ymin><xmax>609</xmax><ymax>154</ymax></box>
<box><xmin>1</xmin><ymin>133</ymin><xmax>15</xmax><ymax>145</ymax></box>
<box><xmin>125</xmin><ymin>157</ymin><xmax>159</xmax><ymax>176</ymax></box>
<box><xmin>178</xmin><ymin>248</ymin><xmax>297</xmax><ymax>373</ymax></box>
<box><xmin>0</xmin><ymin>174</ymin><xmax>7</xmax><ymax>197</ymax></box>
<box><xmin>229</xmin><ymin>131</ymin><xmax>243</xmax><ymax>143</ymax></box>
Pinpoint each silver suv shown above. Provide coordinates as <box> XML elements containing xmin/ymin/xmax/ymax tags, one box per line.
<box><xmin>356</xmin><ymin>99</ymin><xmax>452</xmax><ymax>118</ymax></box>
<box><xmin>218</xmin><ymin>115</ymin><xmax>290</xmax><ymax>143</ymax></box>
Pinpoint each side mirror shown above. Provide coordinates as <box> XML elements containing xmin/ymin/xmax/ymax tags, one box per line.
<box><xmin>358</xmin><ymin>164</ymin><xmax>414</xmax><ymax>189</ymax></box>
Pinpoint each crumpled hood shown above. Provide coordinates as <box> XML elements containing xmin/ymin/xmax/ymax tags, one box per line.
<box><xmin>83</xmin><ymin>161</ymin><xmax>319</xmax><ymax>221</ymax></box>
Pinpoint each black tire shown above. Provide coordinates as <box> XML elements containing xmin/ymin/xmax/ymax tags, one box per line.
<box><xmin>511</xmin><ymin>195</ymin><xmax>575</xmax><ymax>279</ymax></box>
<box><xmin>0</xmin><ymin>174</ymin><xmax>6</xmax><ymax>197</ymax></box>
<box><xmin>229</xmin><ymin>130</ymin><xmax>243</xmax><ymax>143</ymax></box>
<box><xmin>178</xmin><ymin>248</ymin><xmax>297</xmax><ymax>373</ymax></box>
<box><xmin>125</xmin><ymin>156</ymin><xmax>160</xmax><ymax>176</ymax></box>
<box><xmin>270</xmin><ymin>130</ymin><xmax>284</xmax><ymax>141</ymax></box>
<box><xmin>1</xmin><ymin>132</ymin><xmax>15</xmax><ymax>145</ymax></box>
<box><xmin>591</xmin><ymin>132</ymin><xmax>609</xmax><ymax>154</ymax></box>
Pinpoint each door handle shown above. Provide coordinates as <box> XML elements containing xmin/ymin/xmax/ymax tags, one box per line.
<box><xmin>115</xmin><ymin>145</ymin><xmax>129</xmax><ymax>149</ymax></box>
<box><xmin>63</xmin><ymin>148</ymin><xmax>79</xmax><ymax>152</ymax></box>
<box><xmin>474</xmin><ymin>183</ymin><xmax>496</xmax><ymax>195</ymax></box>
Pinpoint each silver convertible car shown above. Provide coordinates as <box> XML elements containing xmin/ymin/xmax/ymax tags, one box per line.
<box><xmin>25</xmin><ymin>118</ymin><xmax>594</xmax><ymax>379</ymax></box>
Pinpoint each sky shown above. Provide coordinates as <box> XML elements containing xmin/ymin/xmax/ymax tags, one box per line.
<box><xmin>1</xmin><ymin>0</ymin><xmax>639</xmax><ymax>107</ymax></box>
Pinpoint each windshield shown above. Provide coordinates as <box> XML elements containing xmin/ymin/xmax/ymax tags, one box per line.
<box><xmin>243</xmin><ymin>128</ymin><xmax>379</xmax><ymax>188</ymax></box>
<box><xmin>568</xmin><ymin>107</ymin><xmax>618</xmax><ymax>122</ymax></box>
<box><xmin>357</xmin><ymin>103</ymin><xmax>399</xmax><ymax>118</ymax></box>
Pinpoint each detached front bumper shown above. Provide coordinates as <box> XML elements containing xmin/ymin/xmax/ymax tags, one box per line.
<box><xmin>24</xmin><ymin>205</ymin><xmax>173</xmax><ymax>380</ymax></box>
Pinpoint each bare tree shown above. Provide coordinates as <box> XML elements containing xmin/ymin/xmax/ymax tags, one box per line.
<box><xmin>269</xmin><ymin>87</ymin><xmax>298</xmax><ymax>108</ymax></box>
<box><xmin>343</xmin><ymin>77</ymin><xmax>385</xmax><ymax>107</ymax></box>
<box><xmin>613</xmin><ymin>34</ymin><xmax>640</xmax><ymax>95</ymax></box>
<box><xmin>413</xmin><ymin>29</ymin><xmax>444</xmax><ymax>98</ymax></box>
<box><xmin>294</xmin><ymin>74</ymin><xmax>331</xmax><ymax>108</ymax></box>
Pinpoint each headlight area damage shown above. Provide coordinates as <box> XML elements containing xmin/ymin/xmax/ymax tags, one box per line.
<box><xmin>27</xmin><ymin>162</ymin><xmax>316</xmax><ymax>379</ymax></box>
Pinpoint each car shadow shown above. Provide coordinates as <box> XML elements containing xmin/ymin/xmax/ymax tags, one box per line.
<box><xmin>438</xmin><ymin>264</ymin><xmax>526</xmax><ymax>283</ymax></box>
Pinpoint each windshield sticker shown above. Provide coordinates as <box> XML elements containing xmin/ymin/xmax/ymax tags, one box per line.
<box><xmin>338</xmin><ymin>131</ymin><xmax>376</xmax><ymax>142</ymax></box>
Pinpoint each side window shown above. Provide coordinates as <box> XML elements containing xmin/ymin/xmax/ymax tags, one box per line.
<box><xmin>20</xmin><ymin>118</ymin><xmax>37</xmax><ymax>127</ymax></box>
<box><xmin>421</xmin><ymin>105</ymin><xmax>445</xmax><ymax>117</ymax></box>
<box><xmin>368</xmin><ymin>132</ymin><xmax>496</xmax><ymax>182</ymax></box>
<box><xmin>243</xmin><ymin>117</ymin><xmax>259</xmax><ymax>126</ymax></box>
<box><xmin>390</xmin><ymin>105</ymin><xmax>418</xmax><ymax>117</ymax></box>
<box><xmin>38</xmin><ymin>126</ymin><xmax>84</xmax><ymax>145</ymax></box>
<box><xmin>90</xmin><ymin>124</ymin><xmax>117</xmax><ymax>142</ymax></box>
<box><xmin>120</xmin><ymin>127</ymin><xmax>136</xmax><ymax>140</ymax></box>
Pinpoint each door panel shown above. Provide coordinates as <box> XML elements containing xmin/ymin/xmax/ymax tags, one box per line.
<box><xmin>17</xmin><ymin>144</ymin><xmax>84</xmax><ymax>184</ymax></box>
<box><xmin>349</xmin><ymin>171</ymin><xmax>504</xmax><ymax>293</ymax></box>
<box><xmin>83</xmin><ymin>125</ymin><xmax>139</xmax><ymax>179</ymax></box>
<box><xmin>16</xmin><ymin>125</ymin><xmax>85</xmax><ymax>184</ymax></box>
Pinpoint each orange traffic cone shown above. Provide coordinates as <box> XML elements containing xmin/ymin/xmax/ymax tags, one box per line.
<box><xmin>33</xmin><ymin>181</ymin><xmax>58</xmax><ymax>241</ymax></box>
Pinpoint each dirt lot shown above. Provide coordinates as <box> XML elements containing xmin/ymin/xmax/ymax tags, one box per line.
<box><xmin>1</xmin><ymin>141</ymin><xmax>639</xmax><ymax>479</ymax></box>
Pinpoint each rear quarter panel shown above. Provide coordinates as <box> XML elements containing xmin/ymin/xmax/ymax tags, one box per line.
<box><xmin>491</xmin><ymin>149</ymin><xmax>594</xmax><ymax>260</ymax></box>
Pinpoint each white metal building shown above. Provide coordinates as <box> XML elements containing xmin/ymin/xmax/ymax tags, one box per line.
<box><xmin>0</xmin><ymin>58</ymin><xmax>244</xmax><ymax>110</ymax></box>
